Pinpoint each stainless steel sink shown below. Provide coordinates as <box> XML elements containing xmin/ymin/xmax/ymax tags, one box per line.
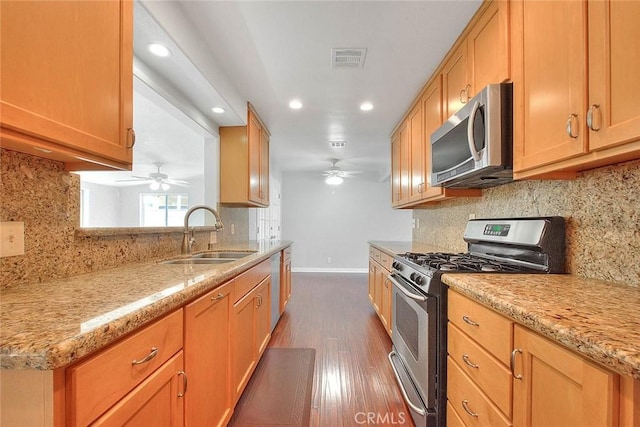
<box><xmin>162</xmin><ymin>258</ymin><xmax>236</xmax><ymax>265</ymax></box>
<box><xmin>191</xmin><ymin>251</ymin><xmax>257</xmax><ymax>259</ymax></box>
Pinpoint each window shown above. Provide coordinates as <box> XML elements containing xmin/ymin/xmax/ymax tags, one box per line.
<box><xmin>140</xmin><ymin>194</ymin><xmax>189</xmax><ymax>227</ymax></box>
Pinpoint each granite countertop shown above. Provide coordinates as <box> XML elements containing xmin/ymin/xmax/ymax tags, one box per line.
<box><xmin>443</xmin><ymin>274</ymin><xmax>640</xmax><ymax>380</ymax></box>
<box><xmin>0</xmin><ymin>240</ymin><xmax>292</xmax><ymax>370</ymax></box>
<box><xmin>369</xmin><ymin>241</ymin><xmax>640</xmax><ymax>380</ymax></box>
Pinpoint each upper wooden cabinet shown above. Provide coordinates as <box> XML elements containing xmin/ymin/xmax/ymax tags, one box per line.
<box><xmin>443</xmin><ymin>1</ymin><xmax>510</xmax><ymax>118</ymax></box>
<box><xmin>220</xmin><ymin>104</ymin><xmax>270</xmax><ymax>207</ymax></box>
<box><xmin>0</xmin><ymin>0</ymin><xmax>134</xmax><ymax>171</ymax></box>
<box><xmin>391</xmin><ymin>77</ymin><xmax>481</xmax><ymax>209</ymax></box>
<box><xmin>512</xmin><ymin>0</ymin><xmax>640</xmax><ymax>179</ymax></box>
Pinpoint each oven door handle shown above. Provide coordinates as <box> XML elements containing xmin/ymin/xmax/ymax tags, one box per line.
<box><xmin>388</xmin><ymin>351</ymin><xmax>427</xmax><ymax>416</ymax></box>
<box><xmin>388</xmin><ymin>274</ymin><xmax>427</xmax><ymax>302</ymax></box>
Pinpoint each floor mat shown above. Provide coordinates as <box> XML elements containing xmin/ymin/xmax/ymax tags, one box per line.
<box><xmin>229</xmin><ymin>347</ymin><xmax>316</xmax><ymax>427</ymax></box>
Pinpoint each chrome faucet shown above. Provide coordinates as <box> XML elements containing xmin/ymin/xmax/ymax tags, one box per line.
<box><xmin>181</xmin><ymin>205</ymin><xmax>224</xmax><ymax>255</ymax></box>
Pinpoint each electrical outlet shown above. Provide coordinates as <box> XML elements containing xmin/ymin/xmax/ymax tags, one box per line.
<box><xmin>0</xmin><ymin>222</ymin><xmax>25</xmax><ymax>257</ymax></box>
<box><xmin>327</xmin><ymin>256</ymin><xmax>332</xmax><ymax>264</ymax></box>
<box><xmin>231</xmin><ymin>224</ymin><xmax>235</xmax><ymax>235</ymax></box>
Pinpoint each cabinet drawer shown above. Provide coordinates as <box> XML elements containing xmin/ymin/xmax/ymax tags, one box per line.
<box><xmin>447</xmin><ymin>357</ymin><xmax>512</xmax><ymax>427</ymax></box>
<box><xmin>66</xmin><ymin>309</ymin><xmax>183</xmax><ymax>426</ymax></box>
<box><xmin>448</xmin><ymin>323</ymin><xmax>512</xmax><ymax>417</ymax></box>
<box><xmin>447</xmin><ymin>400</ymin><xmax>468</xmax><ymax>427</ymax></box>
<box><xmin>380</xmin><ymin>251</ymin><xmax>392</xmax><ymax>272</ymax></box>
<box><xmin>448</xmin><ymin>291</ymin><xmax>513</xmax><ymax>365</ymax></box>
<box><xmin>370</xmin><ymin>247</ymin><xmax>381</xmax><ymax>263</ymax></box>
<box><xmin>233</xmin><ymin>259</ymin><xmax>270</xmax><ymax>303</ymax></box>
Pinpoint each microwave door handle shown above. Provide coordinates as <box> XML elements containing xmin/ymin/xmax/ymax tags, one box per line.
<box><xmin>467</xmin><ymin>101</ymin><xmax>482</xmax><ymax>162</ymax></box>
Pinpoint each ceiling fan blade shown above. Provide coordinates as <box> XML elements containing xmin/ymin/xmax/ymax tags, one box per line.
<box><xmin>166</xmin><ymin>178</ymin><xmax>189</xmax><ymax>185</ymax></box>
<box><xmin>115</xmin><ymin>178</ymin><xmax>153</xmax><ymax>183</ymax></box>
<box><xmin>169</xmin><ymin>181</ymin><xmax>189</xmax><ymax>188</ymax></box>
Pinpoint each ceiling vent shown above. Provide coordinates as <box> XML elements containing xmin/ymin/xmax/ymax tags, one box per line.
<box><xmin>331</xmin><ymin>48</ymin><xmax>367</xmax><ymax>69</ymax></box>
<box><xmin>329</xmin><ymin>140</ymin><xmax>347</xmax><ymax>149</ymax></box>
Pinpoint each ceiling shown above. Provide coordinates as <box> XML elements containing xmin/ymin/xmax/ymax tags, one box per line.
<box><xmin>137</xmin><ymin>0</ymin><xmax>483</xmax><ymax>181</ymax></box>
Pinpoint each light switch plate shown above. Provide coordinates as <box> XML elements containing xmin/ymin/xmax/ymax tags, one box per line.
<box><xmin>0</xmin><ymin>222</ymin><xmax>25</xmax><ymax>257</ymax></box>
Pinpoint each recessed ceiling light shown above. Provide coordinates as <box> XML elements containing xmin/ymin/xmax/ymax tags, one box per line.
<box><xmin>360</xmin><ymin>102</ymin><xmax>373</xmax><ymax>111</ymax></box>
<box><xmin>148</xmin><ymin>43</ymin><xmax>171</xmax><ymax>57</ymax></box>
<box><xmin>211</xmin><ymin>107</ymin><xmax>226</xmax><ymax>114</ymax></box>
<box><xmin>289</xmin><ymin>99</ymin><xmax>303</xmax><ymax>110</ymax></box>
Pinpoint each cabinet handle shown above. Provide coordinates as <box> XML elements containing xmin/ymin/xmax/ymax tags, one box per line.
<box><xmin>510</xmin><ymin>348</ymin><xmax>523</xmax><ymax>379</ymax></box>
<box><xmin>131</xmin><ymin>347</ymin><xmax>158</xmax><ymax>365</ymax></box>
<box><xmin>462</xmin><ymin>354</ymin><xmax>479</xmax><ymax>369</ymax></box>
<box><xmin>461</xmin><ymin>400</ymin><xmax>478</xmax><ymax>417</ymax></box>
<box><xmin>566</xmin><ymin>113</ymin><xmax>579</xmax><ymax>139</ymax></box>
<box><xmin>178</xmin><ymin>370</ymin><xmax>188</xmax><ymax>397</ymax></box>
<box><xmin>462</xmin><ymin>315</ymin><xmax>479</xmax><ymax>326</ymax></box>
<box><xmin>459</xmin><ymin>88</ymin><xmax>467</xmax><ymax>104</ymax></box>
<box><xmin>587</xmin><ymin>104</ymin><xmax>601</xmax><ymax>131</ymax></box>
<box><xmin>126</xmin><ymin>128</ymin><xmax>136</xmax><ymax>148</ymax></box>
<box><xmin>210</xmin><ymin>293</ymin><xmax>224</xmax><ymax>302</ymax></box>
<box><xmin>465</xmin><ymin>84</ymin><xmax>472</xmax><ymax>102</ymax></box>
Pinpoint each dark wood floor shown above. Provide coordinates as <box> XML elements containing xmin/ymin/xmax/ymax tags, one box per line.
<box><xmin>269</xmin><ymin>272</ymin><xmax>415</xmax><ymax>426</ymax></box>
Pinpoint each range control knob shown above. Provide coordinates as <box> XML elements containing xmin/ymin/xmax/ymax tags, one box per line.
<box><xmin>414</xmin><ymin>275</ymin><xmax>424</xmax><ymax>286</ymax></box>
<box><xmin>409</xmin><ymin>272</ymin><xmax>417</xmax><ymax>281</ymax></box>
<box><xmin>392</xmin><ymin>261</ymin><xmax>402</xmax><ymax>271</ymax></box>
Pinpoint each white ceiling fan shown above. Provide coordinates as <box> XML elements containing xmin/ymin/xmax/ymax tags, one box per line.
<box><xmin>116</xmin><ymin>162</ymin><xmax>189</xmax><ymax>190</ymax></box>
<box><xmin>322</xmin><ymin>159</ymin><xmax>361</xmax><ymax>185</ymax></box>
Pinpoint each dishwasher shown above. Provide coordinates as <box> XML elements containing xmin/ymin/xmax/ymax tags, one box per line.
<box><xmin>270</xmin><ymin>252</ymin><xmax>281</xmax><ymax>331</ymax></box>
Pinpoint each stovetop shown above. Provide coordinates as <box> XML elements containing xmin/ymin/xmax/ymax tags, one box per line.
<box><xmin>401</xmin><ymin>252</ymin><xmax>534</xmax><ymax>273</ymax></box>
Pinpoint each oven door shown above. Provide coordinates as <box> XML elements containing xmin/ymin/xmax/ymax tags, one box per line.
<box><xmin>387</xmin><ymin>272</ymin><xmax>437</xmax><ymax>426</ymax></box>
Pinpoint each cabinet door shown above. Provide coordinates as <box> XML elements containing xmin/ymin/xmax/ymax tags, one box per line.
<box><xmin>184</xmin><ymin>281</ymin><xmax>234</xmax><ymax>427</ymax></box>
<box><xmin>0</xmin><ymin>0</ymin><xmax>133</xmax><ymax>169</ymax></box>
<box><xmin>92</xmin><ymin>352</ymin><xmax>185</xmax><ymax>427</ymax></box>
<box><xmin>248</xmin><ymin>112</ymin><xmax>262</xmax><ymax>204</ymax></box>
<box><xmin>381</xmin><ymin>272</ymin><xmax>392</xmax><ymax>336</ymax></box>
<box><xmin>232</xmin><ymin>288</ymin><xmax>258</xmax><ymax>400</ymax></box>
<box><xmin>421</xmin><ymin>77</ymin><xmax>446</xmax><ymax>200</ymax></box>
<box><xmin>368</xmin><ymin>260</ymin><xmax>376</xmax><ymax>304</ymax></box>
<box><xmin>376</xmin><ymin>264</ymin><xmax>390</xmax><ymax>331</ymax></box>
<box><xmin>391</xmin><ymin>132</ymin><xmax>402</xmax><ymax>206</ymax></box>
<box><xmin>513</xmin><ymin>325</ymin><xmax>618</xmax><ymax>427</ymax></box>
<box><xmin>408</xmin><ymin>103</ymin><xmax>425</xmax><ymax>203</ymax></box>
<box><xmin>280</xmin><ymin>252</ymin><xmax>292</xmax><ymax>314</ymax></box>
<box><xmin>399</xmin><ymin>121</ymin><xmax>411</xmax><ymax>206</ymax></box>
<box><xmin>260</xmin><ymin>129</ymin><xmax>270</xmax><ymax>205</ymax></box>
<box><xmin>468</xmin><ymin>0</ymin><xmax>510</xmax><ymax>96</ymax></box>
<box><xmin>442</xmin><ymin>42</ymin><xmax>469</xmax><ymax>119</ymax></box>
<box><xmin>255</xmin><ymin>277</ymin><xmax>272</xmax><ymax>357</ymax></box>
<box><xmin>587</xmin><ymin>0</ymin><xmax>640</xmax><ymax>151</ymax></box>
<box><xmin>512</xmin><ymin>0</ymin><xmax>588</xmax><ymax>173</ymax></box>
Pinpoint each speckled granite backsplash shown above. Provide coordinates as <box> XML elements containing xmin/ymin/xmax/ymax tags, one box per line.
<box><xmin>0</xmin><ymin>149</ymin><xmax>250</xmax><ymax>289</ymax></box>
<box><xmin>413</xmin><ymin>159</ymin><xmax>640</xmax><ymax>286</ymax></box>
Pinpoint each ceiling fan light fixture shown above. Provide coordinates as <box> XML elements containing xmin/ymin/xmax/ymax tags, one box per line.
<box><xmin>150</xmin><ymin>181</ymin><xmax>160</xmax><ymax>190</ymax></box>
<box><xmin>161</xmin><ymin>182</ymin><xmax>170</xmax><ymax>191</ymax></box>
<box><xmin>325</xmin><ymin>175</ymin><xmax>344</xmax><ymax>186</ymax></box>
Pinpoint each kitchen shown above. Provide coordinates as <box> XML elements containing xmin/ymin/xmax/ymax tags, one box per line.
<box><xmin>1</xmin><ymin>0</ymin><xmax>639</xmax><ymax>426</ymax></box>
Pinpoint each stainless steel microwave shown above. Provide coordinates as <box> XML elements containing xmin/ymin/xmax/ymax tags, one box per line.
<box><xmin>430</xmin><ymin>83</ymin><xmax>513</xmax><ymax>188</ymax></box>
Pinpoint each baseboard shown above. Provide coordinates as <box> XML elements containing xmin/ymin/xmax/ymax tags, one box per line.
<box><xmin>292</xmin><ymin>268</ymin><xmax>368</xmax><ymax>274</ymax></box>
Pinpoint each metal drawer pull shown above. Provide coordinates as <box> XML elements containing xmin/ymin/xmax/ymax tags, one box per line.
<box><xmin>587</xmin><ymin>104</ymin><xmax>601</xmax><ymax>131</ymax></box>
<box><xmin>462</xmin><ymin>315</ymin><xmax>479</xmax><ymax>326</ymax></box>
<box><xmin>178</xmin><ymin>370</ymin><xmax>188</xmax><ymax>397</ymax></box>
<box><xmin>510</xmin><ymin>348</ymin><xmax>523</xmax><ymax>379</ymax></box>
<box><xmin>462</xmin><ymin>400</ymin><xmax>478</xmax><ymax>417</ymax></box>
<box><xmin>131</xmin><ymin>347</ymin><xmax>158</xmax><ymax>365</ymax></box>
<box><xmin>566</xmin><ymin>113</ymin><xmax>579</xmax><ymax>139</ymax></box>
<box><xmin>210</xmin><ymin>293</ymin><xmax>224</xmax><ymax>302</ymax></box>
<box><xmin>462</xmin><ymin>354</ymin><xmax>479</xmax><ymax>369</ymax></box>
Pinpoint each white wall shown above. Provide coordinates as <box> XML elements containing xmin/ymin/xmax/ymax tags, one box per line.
<box><xmin>81</xmin><ymin>182</ymin><xmax>120</xmax><ymax>227</ymax></box>
<box><xmin>281</xmin><ymin>172</ymin><xmax>413</xmax><ymax>272</ymax></box>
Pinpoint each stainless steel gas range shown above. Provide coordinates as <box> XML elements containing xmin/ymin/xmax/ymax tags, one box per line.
<box><xmin>387</xmin><ymin>217</ymin><xmax>566</xmax><ymax>427</ymax></box>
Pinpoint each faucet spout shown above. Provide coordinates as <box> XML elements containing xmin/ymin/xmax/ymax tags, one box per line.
<box><xmin>181</xmin><ymin>205</ymin><xmax>224</xmax><ymax>255</ymax></box>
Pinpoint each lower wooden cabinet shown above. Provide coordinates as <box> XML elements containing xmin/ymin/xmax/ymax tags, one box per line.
<box><xmin>232</xmin><ymin>275</ymin><xmax>272</xmax><ymax>401</ymax></box>
<box><xmin>512</xmin><ymin>325</ymin><xmax>618</xmax><ymax>427</ymax></box>
<box><xmin>92</xmin><ymin>352</ymin><xmax>185</xmax><ymax>426</ymax></box>
<box><xmin>447</xmin><ymin>290</ymin><xmax>635</xmax><ymax>427</ymax></box>
<box><xmin>184</xmin><ymin>280</ymin><xmax>234</xmax><ymax>427</ymax></box>
<box><xmin>367</xmin><ymin>246</ymin><xmax>392</xmax><ymax>337</ymax></box>
<box><xmin>66</xmin><ymin>309</ymin><xmax>184</xmax><ymax>426</ymax></box>
<box><xmin>280</xmin><ymin>247</ymin><xmax>292</xmax><ymax>313</ymax></box>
